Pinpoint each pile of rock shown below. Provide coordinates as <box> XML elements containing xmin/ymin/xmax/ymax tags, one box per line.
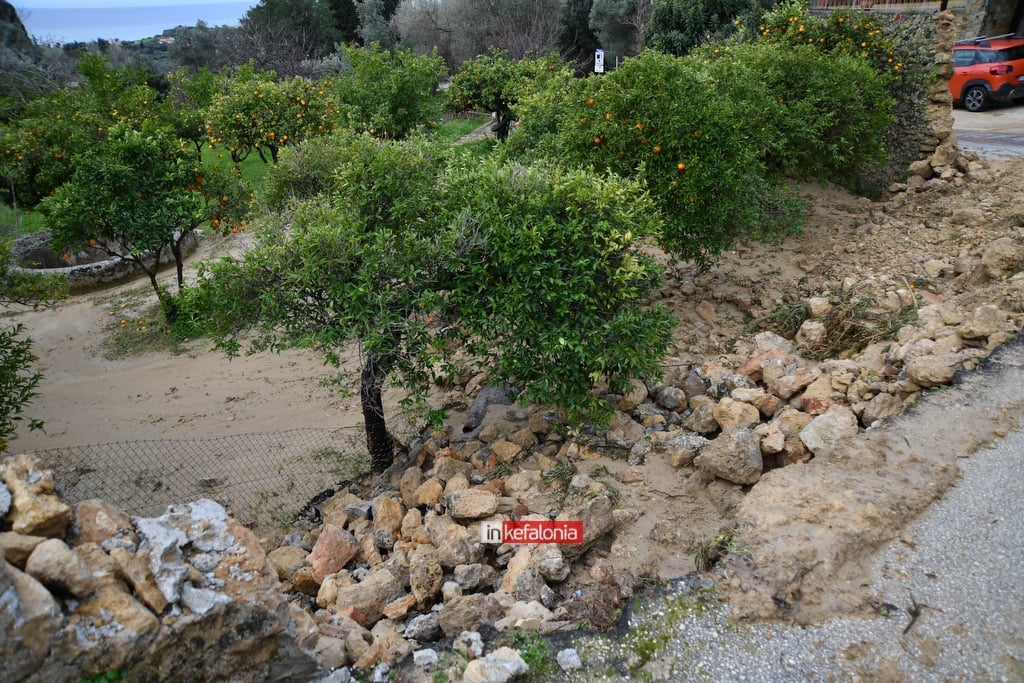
<box><xmin>263</xmin><ymin>429</ymin><xmax>629</xmax><ymax>677</ymax></box>
<box><xmin>2</xmin><ymin>443</ymin><xmax>618</xmax><ymax>682</ymax></box>
<box><xmin>1</xmin><ymin>453</ymin><xmax>325</xmax><ymax>682</ymax></box>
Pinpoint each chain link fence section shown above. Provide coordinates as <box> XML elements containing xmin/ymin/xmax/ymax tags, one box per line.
<box><xmin>25</xmin><ymin>427</ymin><xmax>370</xmax><ymax>535</ymax></box>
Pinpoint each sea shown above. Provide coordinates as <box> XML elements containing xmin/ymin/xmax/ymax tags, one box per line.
<box><xmin>18</xmin><ymin>2</ymin><xmax>258</xmax><ymax>45</ymax></box>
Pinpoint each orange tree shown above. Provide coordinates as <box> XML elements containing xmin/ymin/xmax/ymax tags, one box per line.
<box><xmin>331</xmin><ymin>43</ymin><xmax>447</xmax><ymax>139</ymax></box>
<box><xmin>447</xmin><ymin>49</ymin><xmax>572</xmax><ymax>141</ymax></box>
<box><xmin>179</xmin><ymin>131</ymin><xmax>672</xmax><ymax>471</ymax></box>
<box><xmin>161</xmin><ymin>67</ymin><xmax>220</xmax><ymax>158</ymax></box>
<box><xmin>511</xmin><ymin>49</ymin><xmax>803</xmax><ymax>267</ymax></box>
<box><xmin>697</xmin><ymin>40</ymin><xmax>894</xmax><ymax>189</ymax></box>
<box><xmin>205</xmin><ymin>68</ymin><xmax>342</xmax><ymax>164</ymax></box>
<box><xmin>40</xmin><ymin>125</ymin><xmax>247</xmax><ymax>323</ymax></box>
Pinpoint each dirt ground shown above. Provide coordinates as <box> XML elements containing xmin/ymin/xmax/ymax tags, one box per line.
<box><xmin>6</xmin><ymin>127</ymin><xmax>1024</xmax><ymax>626</ymax></box>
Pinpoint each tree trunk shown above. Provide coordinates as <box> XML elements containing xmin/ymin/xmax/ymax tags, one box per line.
<box><xmin>361</xmin><ymin>353</ymin><xmax>394</xmax><ymax>472</ymax></box>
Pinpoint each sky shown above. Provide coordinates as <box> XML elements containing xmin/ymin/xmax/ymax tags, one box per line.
<box><xmin>15</xmin><ymin>1</ymin><xmax>260</xmax><ymax>44</ymax></box>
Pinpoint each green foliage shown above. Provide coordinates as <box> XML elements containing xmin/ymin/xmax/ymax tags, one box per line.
<box><xmin>181</xmin><ymin>131</ymin><xmax>671</xmax><ymax>467</ymax></box>
<box><xmin>331</xmin><ymin>43</ymin><xmax>447</xmax><ymax>139</ymax></box>
<box><xmin>448</xmin><ymin>50</ymin><xmax>572</xmax><ymax>141</ymax></box>
<box><xmin>645</xmin><ymin>0</ymin><xmax>757</xmax><ymax>55</ymax></box>
<box><xmin>205</xmin><ymin>70</ymin><xmax>342</xmax><ymax>164</ymax></box>
<box><xmin>757</xmin><ymin>1</ymin><xmax>902</xmax><ymax>77</ymax></box>
<box><xmin>505</xmin><ymin>629</ymin><xmax>553</xmax><ymax>674</ymax></box>
<box><xmin>161</xmin><ymin>67</ymin><xmax>220</xmax><ymax>157</ymax></box>
<box><xmin>699</xmin><ymin>40</ymin><xmax>894</xmax><ymax>187</ymax></box>
<box><xmin>41</xmin><ymin>125</ymin><xmax>246</xmax><ymax>322</ymax></box>
<box><xmin>441</xmin><ymin>158</ymin><xmax>674</xmax><ymax>425</ymax></box>
<box><xmin>79</xmin><ymin>669</ymin><xmax>123</xmax><ymax>683</ymax></box>
<box><xmin>0</xmin><ymin>87</ymin><xmax>109</xmax><ymax>209</ymax></box>
<box><xmin>512</xmin><ymin>49</ymin><xmax>802</xmax><ymax>266</ymax></box>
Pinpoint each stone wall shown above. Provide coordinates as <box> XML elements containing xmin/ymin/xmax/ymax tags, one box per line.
<box><xmin>1</xmin><ymin>454</ymin><xmax>324</xmax><ymax>682</ymax></box>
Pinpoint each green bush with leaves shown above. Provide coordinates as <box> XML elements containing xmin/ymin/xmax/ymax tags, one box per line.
<box><xmin>181</xmin><ymin>132</ymin><xmax>672</xmax><ymax>470</ymax></box>
<box><xmin>645</xmin><ymin>0</ymin><xmax>764</xmax><ymax>56</ymax></box>
<box><xmin>756</xmin><ymin>0</ymin><xmax>902</xmax><ymax>77</ymax></box>
<box><xmin>699</xmin><ymin>40</ymin><xmax>894</xmax><ymax>187</ymax></box>
<box><xmin>205</xmin><ymin>69</ymin><xmax>342</xmax><ymax>164</ymax></box>
<box><xmin>512</xmin><ymin>49</ymin><xmax>802</xmax><ymax>266</ymax></box>
<box><xmin>331</xmin><ymin>43</ymin><xmax>447</xmax><ymax>140</ymax></box>
<box><xmin>448</xmin><ymin>50</ymin><xmax>572</xmax><ymax>141</ymax></box>
<box><xmin>41</xmin><ymin>125</ymin><xmax>247</xmax><ymax>323</ymax></box>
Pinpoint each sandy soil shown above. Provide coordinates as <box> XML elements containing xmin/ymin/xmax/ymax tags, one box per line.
<box><xmin>6</xmin><ymin>126</ymin><xmax>1024</xmax><ymax>625</ymax></box>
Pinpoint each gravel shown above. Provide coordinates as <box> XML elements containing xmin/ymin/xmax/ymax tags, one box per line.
<box><xmin>565</xmin><ymin>346</ymin><xmax>1024</xmax><ymax>682</ymax></box>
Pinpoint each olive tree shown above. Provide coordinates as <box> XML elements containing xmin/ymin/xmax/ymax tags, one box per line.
<box><xmin>180</xmin><ymin>131</ymin><xmax>672</xmax><ymax>471</ymax></box>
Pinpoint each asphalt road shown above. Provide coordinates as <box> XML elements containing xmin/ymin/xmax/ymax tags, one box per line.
<box><xmin>952</xmin><ymin>100</ymin><xmax>1024</xmax><ymax>157</ymax></box>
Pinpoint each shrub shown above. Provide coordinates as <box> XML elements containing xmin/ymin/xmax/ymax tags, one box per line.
<box><xmin>331</xmin><ymin>43</ymin><xmax>447</xmax><ymax>140</ymax></box>
<box><xmin>699</xmin><ymin>40</ymin><xmax>894</xmax><ymax>187</ymax></box>
<box><xmin>511</xmin><ymin>49</ymin><xmax>802</xmax><ymax>266</ymax></box>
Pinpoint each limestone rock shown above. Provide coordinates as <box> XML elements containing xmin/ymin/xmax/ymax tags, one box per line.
<box><xmin>405</xmin><ymin>612</ymin><xmax>442</xmax><ymax>642</ymax></box>
<box><xmin>438</xmin><ymin>593</ymin><xmax>503</xmax><ymax>637</ymax></box>
<box><xmin>108</xmin><ymin>546</ymin><xmax>169</xmax><ymax>615</ymax></box>
<box><xmin>754</xmin><ymin>422</ymin><xmax>785</xmax><ymax>455</ymax></box>
<box><xmin>413</xmin><ymin>477</ymin><xmax>444</xmax><ymax>507</ymax></box>
<box><xmin>656</xmin><ymin>431</ymin><xmax>708</xmax><ymax>468</ymax></box>
<box><xmin>497</xmin><ymin>546</ymin><xmax>545</xmax><ymax>601</ymax></box>
<box><xmin>799</xmin><ymin>374</ymin><xmax>841</xmax><ymax>415</ymax></box>
<box><xmin>1</xmin><ymin>455</ymin><xmax>72</xmax><ymax>537</ymax></box>
<box><xmin>319</xmin><ymin>568</ymin><xmax>403</xmax><ymax>626</ymax></box>
<box><xmin>800</xmin><ymin>405</ymin><xmax>859</xmax><ymax>455</ymax></box>
<box><xmin>73</xmin><ymin>498</ymin><xmax>137</xmax><ymax>550</ymax></box>
<box><xmin>693</xmin><ymin>428</ymin><xmax>763</xmax><ymax>486</ymax></box>
<box><xmin>446</xmin><ymin>488</ymin><xmax>498</xmax><ymax>520</ymax></box>
<box><xmin>771</xmin><ymin>368</ymin><xmax>820</xmax><ymax>400</ymax></box>
<box><xmin>491</xmin><ymin>439</ymin><xmax>523</xmax><ymax>463</ymax></box>
<box><xmin>713</xmin><ymin>397</ymin><xmax>761</xmax><ymax>429</ymax></box>
<box><xmin>494</xmin><ymin>600</ymin><xmax>555</xmax><ymax>631</ymax></box>
<box><xmin>617</xmin><ymin>378</ymin><xmax>649</xmax><ymax>414</ymax></box>
<box><xmin>795</xmin><ymin>320</ymin><xmax>827</xmax><ymax>350</ymax></box>
<box><xmin>1</xmin><ymin>559</ymin><xmax>62</xmax><ymax>681</ymax></box>
<box><xmin>409</xmin><ymin>544</ymin><xmax>443</xmax><ymax>610</ymax></box>
<box><xmin>655</xmin><ymin>386</ymin><xmax>687</xmax><ymax>411</ymax></box>
<box><xmin>905</xmin><ymin>352</ymin><xmax>963</xmax><ymax>388</ymax></box>
<box><xmin>25</xmin><ymin>538</ymin><xmax>95</xmax><ymax>598</ymax></box>
<box><xmin>861</xmin><ymin>392</ymin><xmax>903</xmax><ymax>426</ymax></box>
<box><xmin>960</xmin><ymin>304</ymin><xmax>1006</xmax><ymax>340</ymax></box>
<box><xmin>309</xmin><ymin>524</ymin><xmax>359</xmax><ymax>583</ymax></box>
<box><xmin>981</xmin><ymin>236</ymin><xmax>1024</xmax><ymax>279</ymax></box>
<box><xmin>557</xmin><ymin>648</ymin><xmax>583</xmax><ymax>671</ymax></box>
<box><xmin>683</xmin><ymin>396</ymin><xmax>719</xmax><ymax>434</ymax></box>
<box><xmin>561</xmin><ymin>495</ymin><xmax>615</xmax><ymax>560</ymax></box>
<box><xmin>434</xmin><ymin>456</ymin><xmax>473</xmax><ymax>483</ymax></box>
<box><xmin>267</xmin><ymin>545</ymin><xmax>309</xmax><ymax>582</ymax></box>
<box><xmin>0</xmin><ymin>531</ymin><xmax>45</xmax><ymax>568</ymax></box>
<box><xmin>399</xmin><ymin>467</ymin><xmax>424</xmax><ymax>509</ymax></box>
<box><xmin>461</xmin><ymin>646</ymin><xmax>528</xmax><ymax>683</ymax></box>
<box><xmin>454</xmin><ymin>563</ymin><xmax>496</xmax><ymax>592</ymax></box>
<box><xmin>372</xmin><ymin>495</ymin><xmax>405</xmax><ymax>537</ymax></box>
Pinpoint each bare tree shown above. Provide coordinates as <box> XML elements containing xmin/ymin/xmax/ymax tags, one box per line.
<box><xmin>224</xmin><ymin>20</ymin><xmax>322</xmax><ymax>77</ymax></box>
<box><xmin>393</xmin><ymin>0</ymin><xmax>455</xmax><ymax>66</ymax></box>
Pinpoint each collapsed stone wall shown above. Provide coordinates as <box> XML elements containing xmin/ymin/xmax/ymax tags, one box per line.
<box><xmin>1</xmin><ymin>454</ymin><xmax>323</xmax><ymax>682</ymax></box>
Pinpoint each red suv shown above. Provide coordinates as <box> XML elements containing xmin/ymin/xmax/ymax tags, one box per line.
<box><xmin>950</xmin><ymin>34</ymin><xmax>1024</xmax><ymax>112</ymax></box>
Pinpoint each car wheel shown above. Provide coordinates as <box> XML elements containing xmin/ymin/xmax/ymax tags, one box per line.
<box><xmin>962</xmin><ymin>85</ymin><xmax>988</xmax><ymax>112</ymax></box>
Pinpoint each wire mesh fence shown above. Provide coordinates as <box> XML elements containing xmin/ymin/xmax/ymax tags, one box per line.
<box><xmin>24</xmin><ymin>427</ymin><xmax>371</xmax><ymax>535</ymax></box>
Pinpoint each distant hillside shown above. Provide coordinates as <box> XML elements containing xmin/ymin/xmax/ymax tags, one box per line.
<box><xmin>0</xmin><ymin>0</ymin><xmax>35</xmax><ymax>52</ymax></box>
